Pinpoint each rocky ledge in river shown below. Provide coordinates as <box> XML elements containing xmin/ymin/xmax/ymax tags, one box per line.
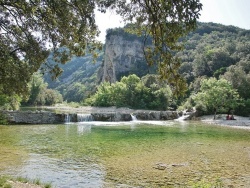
<box><xmin>2</xmin><ymin>108</ymin><xmax>179</xmax><ymax>124</ymax></box>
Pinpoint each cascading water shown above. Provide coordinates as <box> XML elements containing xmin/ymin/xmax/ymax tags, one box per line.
<box><xmin>77</xmin><ymin>114</ymin><xmax>93</xmax><ymax>122</ymax></box>
<box><xmin>65</xmin><ymin>114</ymin><xmax>71</xmax><ymax>123</ymax></box>
<box><xmin>131</xmin><ymin>114</ymin><xmax>137</xmax><ymax>121</ymax></box>
<box><xmin>176</xmin><ymin>114</ymin><xmax>190</xmax><ymax>121</ymax></box>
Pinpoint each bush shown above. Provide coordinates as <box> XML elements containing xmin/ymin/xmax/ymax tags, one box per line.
<box><xmin>0</xmin><ymin>112</ymin><xmax>8</xmax><ymax>125</ymax></box>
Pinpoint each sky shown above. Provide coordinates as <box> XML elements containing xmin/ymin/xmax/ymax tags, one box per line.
<box><xmin>95</xmin><ymin>0</ymin><xmax>250</xmax><ymax>43</ymax></box>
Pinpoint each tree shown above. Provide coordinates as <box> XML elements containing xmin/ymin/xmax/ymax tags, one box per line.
<box><xmin>222</xmin><ymin>65</ymin><xmax>250</xmax><ymax>100</ymax></box>
<box><xmin>1</xmin><ymin>0</ymin><xmax>101</xmax><ymax>96</ymax></box>
<box><xmin>110</xmin><ymin>0</ymin><xmax>202</xmax><ymax>95</ymax></box>
<box><xmin>86</xmin><ymin>74</ymin><xmax>173</xmax><ymax>110</ymax></box>
<box><xmin>1</xmin><ymin>0</ymin><xmax>202</xmax><ymax>97</ymax></box>
<box><xmin>22</xmin><ymin>72</ymin><xmax>63</xmax><ymax>106</ymax></box>
<box><xmin>26</xmin><ymin>72</ymin><xmax>48</xmax><ymax>105</ymax></box>
<box><xmin>194</xmin><ymin>78</ymin><xmax>241</xmax><ymax>119</ymax></box>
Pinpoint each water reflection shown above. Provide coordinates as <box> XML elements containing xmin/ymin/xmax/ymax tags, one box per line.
<box><xmin>1</xmin><ymin>121</ymin><xmax>249</xmax><ymax>187</ymax></box>
<box><xmin>77</xmin><ymin>124</ymin><xmax>92</xmax><ymax>135</ymax></box>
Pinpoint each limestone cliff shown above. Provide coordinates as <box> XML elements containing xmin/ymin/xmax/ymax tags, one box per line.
<box><xmin>100</xmin><ymin>29</ymin><xmax>156</xmax><ymax>83</ymax></box>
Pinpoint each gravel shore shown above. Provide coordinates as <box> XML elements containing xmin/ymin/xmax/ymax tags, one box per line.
<box><xmin>200</xmin><ymin>114</ymin><xmax>250</xmax><ymax>129</ymax></box>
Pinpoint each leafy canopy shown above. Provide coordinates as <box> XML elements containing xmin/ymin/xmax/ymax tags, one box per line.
<box><xmin>0</xmin><ymin>0</ymin><xmax>100</xmax><ymax>96</ymax></box>
<box><xmin>86</xmin><ymin>74</ymin><xmax>173</xmax><ymax>110</ymax></box>
<box><xmin>194</xmin><ymin>78</ymin><xmax>241</xmax><ymax>118</ymax></box>
<box><xmin>1</xmin><ymin>0</ymin><xmax>202</xmax><ymax>96</ymax></box>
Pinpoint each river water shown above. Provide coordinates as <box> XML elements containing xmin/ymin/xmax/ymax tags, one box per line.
<box><xmin>0</xmin><ymin>120</ymin><xmax>250</xmax><ymax>187</ymax></box>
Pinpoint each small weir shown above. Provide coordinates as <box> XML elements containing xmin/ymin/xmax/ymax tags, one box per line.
<box><xmin>176</xmin><ymin>114</ymin><xmax>190</xmax><ymax>121</ymax></box>
<box><xmin>65</xmin><ymin>113</ymin><xmax>93</xmax><ymax>123</ymax></box>
<box><xmin>65</xmin><ymin>114</ymin><xmax>71</xmax><ymax>123</ymax></box>
<box><xmin>77</xmin><ymin>114</ymin><xmax>93</xmax><ymax>122</ymax></box>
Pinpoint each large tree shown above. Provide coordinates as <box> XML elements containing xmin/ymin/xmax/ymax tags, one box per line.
<box><xmin>1</xmin><ymin>0</ymin><xmax>100</xmax><ymax>96</ymax></box>
<box><xmin>195</xmin><ymin>78</ymin><xmax>241</xmax><ymax>119</ymax></box>
<box><xmin>1</xmin><ymin>0</ymin><xmax>202</xmax><ymax>97</ymax></box>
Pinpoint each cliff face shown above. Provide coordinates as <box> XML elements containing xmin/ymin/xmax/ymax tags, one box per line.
<box><xmin>100</xmin><ymin>33</ymin><xmax>155</xmax><ymax>83</ymax></box>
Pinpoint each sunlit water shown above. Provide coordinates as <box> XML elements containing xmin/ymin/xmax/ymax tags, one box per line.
<box><xmin>0</xmin><ymin>120</ymin><xmax>250</xmax><ymax>187</ymax></box>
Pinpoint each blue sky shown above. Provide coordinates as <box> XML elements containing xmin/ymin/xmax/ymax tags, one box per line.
<box><xmin>96</xmin><ymin>0</ymin><xmax>250</xmax><ymax>42</ymax></box>
<box><xmin>199</xmin><ymin>0</ymin><xmax>250</xmax><ymax>29</ymax></box>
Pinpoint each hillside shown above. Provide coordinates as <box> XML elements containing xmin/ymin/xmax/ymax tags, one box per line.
<box><xmin>178</xmin><ymin>22</ymin><xmax>250</xmax><ymax>84</ymax></box>
<box><xmin>44</xmin><ymin>22</ymin><xmax>250</xmax><ymax>103</ymax></box>
<box><xmin>44</xmin><ymin>53</ymin><xmax>103</xmax><ymax>102</ymax></box>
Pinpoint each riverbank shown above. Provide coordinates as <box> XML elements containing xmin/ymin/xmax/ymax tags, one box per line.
<box><xmin>19</xmin><ymin>105</ymin><xmax>250</xmax><ymax>129</ymax></box>
<box><xmin>200</xmin><ymin>114</ymin><xmax>250</xmax><ymax>129</ymax></box>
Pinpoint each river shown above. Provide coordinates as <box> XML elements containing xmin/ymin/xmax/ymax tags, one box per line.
<box><xmin>0</xmin><ymin>120</ymin><xmax>249</xmax><ymax>187</ymax></box>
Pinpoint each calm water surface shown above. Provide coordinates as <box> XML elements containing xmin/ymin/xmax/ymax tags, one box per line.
<box><xmin>0</xmin><ymin>120</ymin><xmax>249</xmax><ymax>187</ymax></box>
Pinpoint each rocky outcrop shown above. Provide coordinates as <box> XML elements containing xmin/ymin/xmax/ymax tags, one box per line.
<box><xmin>2</xmin><ymin>111</ymin><xmax>65</xmax><ymax>124</ymax></box>
<box><xmin>91</xmin><ymin>112</ymin><xmax>132</xmax><ymax>121</ymax></box>
<box><xmin>90</xmin><ymin>111</ymin><xmax>178</xmax><ymax>122</ymax></box>
<box><xmin>101</xmin><ymin>35</ymin><xmax>143</xmax><ymax>82</ymax></box>
<box><xmin>100</xmin><ymin>30</ymin><xmax>155</xmax><ymax>83</ymax></box>
<box><xmin>134</xmin><ymin>111</ymin><xmax>178</xmax><ymax>120</ymax></box>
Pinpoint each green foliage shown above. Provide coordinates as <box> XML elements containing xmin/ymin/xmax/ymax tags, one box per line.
<box><xmin>0</xmin><ymin>112</ymin><xmax>8</xmax><ymax>125</ymax></box>
<box><xmin>1</xmin><ymin>1</ymin><xmax>101</xmax><ymax>97</ymax></box>
<box><xmin>176</xmin><ymin>22</ymin><xmax>250</xmax><ymax>115</ymax></box>
<box><xmin>106</xmin><ymin>27</ymin><xmax>149</xmax><ymax>43</ymax></box>
<box><xmin>194</xmin><ymin>78</ymin><xmax>241</xmax><ymax>118</ymax></box>
<box><xmin>190</xmin><ymin>178</ymin><xmax>223</xmax><ymax>188</ymax></box>
<box><xmin>44</xmin><ymin>54</ymin><xmax>102</xmax><ymax>102</ymax></box>
<box><xmin>0</xmin><ymin>94</ymin><xmax>22</xmax><ymax>110</ymax></box>
<box><xmin>23</xmin><ymin>73</ymin><xmax>63</xmax><ymax>106</ymax></box>
<box><xmin>109</xmin><ymin>0</ymin><xmax>202</xmax><ymax>95</ymax></box>
<box><xmin>222</xmin><ymin>65</ymin><xmax>250</xmax><ymax>100</ymax></box>
<box><xmin>0</xmin><ymin>176</ymin><xmax>11</xmax><ymax>188</ymax></box>
<box><xmin>1</xmin><ymin>0</ymin><xmax>202</xmax><ymax>98</ymax></box>
<box><xmin>86</xmin><ymin>74</ymin><xmax>172</xmax><ymax>110</ymax></box>
<box><xmin>237</xmin><ymin>99</ymin><xmax>250</xmax><ymax>116</ymax></box>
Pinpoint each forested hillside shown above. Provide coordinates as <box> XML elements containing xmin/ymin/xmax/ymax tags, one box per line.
<box><xmin>177</xmin><ymin>22</ymin><xmax>250</xmax><ymax>116</ymax></box>
<box><xmin>44</xmin><ymin>53</ymin><xmax>103</xmax><ymax>102</ymax></box>
<box><xmin>42</xmin><ymin>22</ymin><xmax>250</xmax><ymax>115</ymax></box>
<box><xmin>178</xmin><ymin>22</ymin><xmax>250</xmax><ymax>84</ymax></box>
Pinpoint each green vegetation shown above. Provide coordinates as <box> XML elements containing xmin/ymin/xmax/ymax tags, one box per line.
<box><xmin>0</xmin><ymin>0</ymin><xmax>101</xmax><ymax>97</ymax></box>
<box><xmin>42</xmin><ymin>22</ymin><xmax>250</xmax><ymax>116</ymax></box>
<box><xmin>43</xmin><ymin>53</ymin><xmax>103</xmax><ymax>103</ymax></box>
<box><xmin>0</xmin><ymin>94</ymin><xmax>21</xmax><ymax>111</ymax></box>
<box><xmin>115</xmin><ymin>0</ymin><xmax>202</xmax><ymax>95</ymax></box>
<box><xmin>1</xmin><ymin>0</ymin><xmax>250</xmax><ymax>116</ymax></box>
<box><xmin>0</xmin><ymin>175</ymin><xmax>52</xmax><ymax>188</ymax></box>
<box><xmin>176</xmin><ymin>22</ymin><xmax>250</xmax><ymax>116</ymax></box>
<box><xmin>180</xmin><ymin>78</ymin><xmax>242</xmax><ymax>118</ymax></box>
<box><xmin>190</xmin><ymin>178</ymin><xmax>223</xmax><ymax>188</ymax></box>
<box><xmin>1</xmin><ymin>0</ymin><xmax>202</xmax><ymax>99</ymax></box>
<box><xmin>0</xmin><ymin>113</ymin><xmax>8</xmax><ymax>125</ymax></box>
<box><xmin>22</xmin><ymin>72</ymin><xmax>63</xmax><ymax>106</ymax></box>
<box><xmin>0</xmin><ymin>176</ymin><xmax>11</xmax><ymax>188</ymax></box>
<box><xmin>85</xmin><ymin>74</ymin><xmax>173</xmax><ymax>110</ymax></box>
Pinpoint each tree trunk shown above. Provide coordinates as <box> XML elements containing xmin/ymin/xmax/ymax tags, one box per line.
<box><xmin>213</xmin><ymin>108</ymin><xmax>217</xmax><ymax>120</ymax></box>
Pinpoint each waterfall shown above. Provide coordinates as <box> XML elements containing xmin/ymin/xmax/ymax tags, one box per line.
<box><xmin>176</xmin><ymin>114</ymin><xmax>190</xmax><ymax>121</ymax></box>
<box><xmin>65</xmin><ymin>114</ymin><xmax>71</xmax><ymax>123</ymax></box>
<box><xmin>131</xmin><ymin>114</ymin><xmax>137</xmax><ymax>121</ymax></box>
<box><xmin>77</xmin><ymin>114</ymin><xmax>93</xmax><ymax>122</ymax></box>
